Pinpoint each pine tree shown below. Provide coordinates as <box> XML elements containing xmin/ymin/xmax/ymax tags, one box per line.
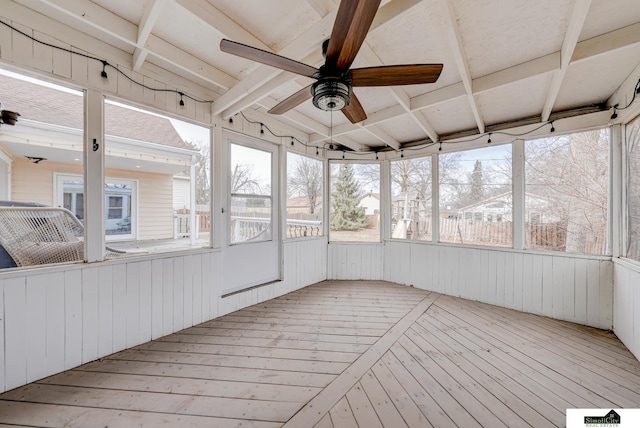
<box><xmin>331</xmin><ymin>164</ymin><xmax>367</xmax><ymax>230</ymax></box>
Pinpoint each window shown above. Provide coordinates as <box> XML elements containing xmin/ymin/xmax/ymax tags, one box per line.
<box><xmin>390</xmin><ymin>156</ymin><xmax>432</xmax><ymax>240</ymax></box>
<box><xmin>330</xmin><ymin>162</ymin><xmax>380</xmax><ymax>242</ymax></box>
<box><xmin>0</xmin><ymin>69</ymin><xmax>84</xmax><ymax>269</ymax></box>
<box><xmin>626</xmin><ymin>116</ymin><xmax>640</xmax><ymax>260</ymax></box>
<box><xmin>104</xmin><ymin>99</ymin><xmax>211</xmax><ymax>254</ymax></box>
<box><xmin>286</xmin><ymin>152</ymin><xmax>323</xmax><ymax>238</ymax></box>
<box><xmin>439</xmin><ymin>145</ymin><xmax>512</xmax><ymax>247</ymax></box>
<box><xmin>525</xmin><ymin>129</ymin><xmax>609</xmax><ymax>255</ymax></box>
<box><xmin>230</xmin><ymin>143</ymin><xmax>273</xmax><ymax>244</ymax></box>
<box><xmin>56</xmin><ymin>175</ymin><xmax>137</xmax><ymax>239</ymax></box>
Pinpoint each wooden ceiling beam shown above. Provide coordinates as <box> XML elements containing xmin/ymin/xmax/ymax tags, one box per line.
<box><xmin>175</xmin><ymin>0</ymin><xmax>270</xmax><ymax>51</ymax></box>
<box><xmin>26</xmin><ymin>0</ymin><xmax>237</xmax><ymax>90</ymax></box>
<box><xmin>328</xmin><ymin>23</ymin><xmax>640</xmax><ymax>140</ymax></box>
<box><xmin>439</xmin><ymin>0</ymin><xmax>485</xmax><ymax>134</ymax></box>
<box><xmin>132</xmin><ymin>0</ymin><xmax>167</xmax><ymax>72</ymax></box>
<box><xmin>541</xmin><ymin>0</ymin><xmax>592</xmax><ymax>121</ymax></box>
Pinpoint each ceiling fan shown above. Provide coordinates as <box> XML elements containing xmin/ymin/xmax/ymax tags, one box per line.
<box><xmin>220</xmin><ymin>0</ymin><xmax>443</xmax><ymax>124</ymax></box>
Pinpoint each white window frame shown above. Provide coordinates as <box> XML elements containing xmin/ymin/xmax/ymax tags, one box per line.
<box><xmin>54</xmin><ymin>173</ymin><xmax>138</xmax><ymax>241</ymax></box>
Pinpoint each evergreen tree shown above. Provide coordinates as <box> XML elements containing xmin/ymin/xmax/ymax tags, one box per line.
<box><xmin>456</xmin><ymin>160</ymin><xmax>485</xmax><ymax>208</ymax></box>
<box><xmin>469</xmin><ymin>160</ymin><xmax>485</xmax><ymax>203</ymax></box>
<box><xmin>331</xmin><ymin>163</ymin><xmax>367</xmax><ymax>230</ymax></box>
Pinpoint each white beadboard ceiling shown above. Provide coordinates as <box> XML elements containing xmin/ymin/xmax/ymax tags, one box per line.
<box><xmin>7</xmin><ymin>0</ymin><xmax>640</xmax><ymax>151</ymax></box>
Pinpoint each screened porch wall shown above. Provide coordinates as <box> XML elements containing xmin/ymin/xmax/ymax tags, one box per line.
<box><xmin>613</xmin><ymin>259</ymin><xmax>640</xmax><ymax>362</ymax></box>
<box><xmin>383</xmin><ymin>241</ymin><xmax>614</xmax><ymax>330</ymax></box>
<box><xmin>0</xmin><ymin>237</ymin><xmax>326</xmax><ymax>394</ymax></box>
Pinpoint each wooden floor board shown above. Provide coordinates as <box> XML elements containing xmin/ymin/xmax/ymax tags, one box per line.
<box><xmin>181</xmin><ymin>327</ymin><xmax>380</xmax><ymax>345</ymax></box>
<box><xmin>328</xmin><ymin>397</ymin><xmax>358</xmax><ymax>428</ymax></box>
<box><xmin>437</xmin><ymin>298</ymin><xmax>640</xmax><ymax>407</ymax></box>
<box><xmin>39</xmin><ymin>371</ymin><xmax>321</xmax><ymax>402</ymax></box>
<box><xmin>1</xmin><ymin>280</ymin><xmax>639</xmax><ymax>427</ymax></box>
<box><xmin>158</xmin><ymin>332</ymin><xmax>372</xmax><ymax>353</ymax></box>
<box><xmin>429</xmin><ymin>304</ymin><xmax>609</xmax><ymax>409</ymax></box>
<box><xmin>417</xmin><ymin>312</ymin><xmax>570</xmax><ymax>421</ymax></box>
<box><xmin>107</xmin><ymin>349</ymin><xmax>350</xmax><ymax>374</ymax></box>
<box><xmin>344</xmin><ymin>381</ymin><xmax>384</xmax><ymax>428</ymax></box>
<box><xmin>406</xmin><ymin>324</ymin><xmax>558</xmax><ymax>427</ymax></box>
<box><xmin>369</xmin><ymin>360</ymin><xmax>434</xmax><ymax>428</ymax></box>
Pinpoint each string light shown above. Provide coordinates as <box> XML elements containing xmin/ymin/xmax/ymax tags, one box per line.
<box><xmin>316</xmin><ymin>147</ymin><xmax>319</xmax><ymax>155</ymax></box>
<box><xmin>291</xmin><ymin>137</ymin><xmax>294</xmax><ymax>146</ymax></box>
<box><xmin>549</xmin><ymin>121</ymin><xmax>555</xmax><ymax>132</ymax></box>
<box><xmin>101</xmin><ymin>61</ymin><xmax>108</xmax><ymax>79</ymax></box>
<box><xmin>401</xmin><ymin>149</ymin><xmax>404</xmax><ymax>158</ymax></box>
<box><xmin>2</xmin><ymin>19</ymin><xmax>637</xmax><ymax>160</ymax></box>
<box><xmin>342</xmin><ymin>151</ymin><xmax>345</xmax><ymax>159</ymax></box>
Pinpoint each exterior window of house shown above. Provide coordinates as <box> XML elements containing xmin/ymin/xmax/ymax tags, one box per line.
<box><xmin>525</xmin><ymin>129</ymin><xmax>609</xmax><ymax>255</ymax></box>
<box><xmin>56</xmin><ymin>175</ymin><xmax>137</xmax><ymax>239</ymax></box>
<box><xmin>104</xmin><ymin>99</ymin><xmax>211</xmax><ymax>254</ymax></box>
<box><xmin>286</xmin><ymin>152</ymin><xmax>323</xmax><ymax>238</ymax></box>
<box><xmin>390</xmin><ymin>156</ymin><xmax>432</xmax><ymax>241</ymax></box>
<box><xmin>230</xmin><ymin>143</ymin><xmax>273</xmax><ymax>244</ymax></box>
<box><xmin>439</xmin><ymin>144</ymin><xmax>512</xmax><ymax>247</ymax></box>
<box><xmin>626</xmin><ymin>115</ymin><xmax>640</xmax><ymax>261</ymax></box>
<box><xmin>330</xmin><ymin>162</ymin><xmax>380</xmax><ymax>242</ymax></box>
<box><xmin>107</xmin><ymin>196</ymin><xmax>123</xmax><ymax>219</ymax></box>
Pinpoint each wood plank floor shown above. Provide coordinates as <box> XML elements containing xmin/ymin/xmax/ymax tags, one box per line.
<box><xmin>1</xmin><ymin>280</ymin><xmax>639</xmax><ymax>427</ymax></box>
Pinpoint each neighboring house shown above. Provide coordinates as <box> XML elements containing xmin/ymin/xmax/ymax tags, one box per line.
<box><xmin>358</xmin><ymin>192</ymin><xmax>380</xmax><ymax>216</ymax></box>
<box><xmin>0</xmin><ymin>72</ymin><xmax>198</xmax><ymax>241</ymax></box>
<box><xmin>286</xmin><ymin>195</ymin><xmax>323</xmax><ymax>217</ymax></box>
<box><xmin>456</xmin><ymin>192</ymin><xmax>561</xmax><ymax>224</ymax></box>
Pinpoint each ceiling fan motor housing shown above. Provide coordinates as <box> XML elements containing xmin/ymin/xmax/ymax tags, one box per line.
<box><xmin>311</xmin><ymin>76</ymin><xmax>352</xmax><ymax>111</ymax></box>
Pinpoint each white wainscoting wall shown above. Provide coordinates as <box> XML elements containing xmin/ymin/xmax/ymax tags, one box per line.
<box><xmin>0</xmin><ymin>237</ymin><xmax>326</xmax><ymax>394</ymax></box>
<box><xmin>219</xmin><ymin>238</ymin><xmax>327</xmax><ymax>316</ymax></box>
<box><xmin>382</xmin><ymin>241</ymin><xmax>614</xmax><ymax>330</ymax></box>
<box><xmin>613</xmin><ymin>259</ymin><xmax>640</xmax><ymax>362</ymax></box>
<box><xmin>327</xmin><ymin>242</ymin><xmax>384</xmax><ymax>280</ymax></box>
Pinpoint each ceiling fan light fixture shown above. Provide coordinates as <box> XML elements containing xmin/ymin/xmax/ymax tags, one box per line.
<box><xmin>312</xmin><ymin>79</ymin><xmax>350</xmax><ymax>111</ymax></box>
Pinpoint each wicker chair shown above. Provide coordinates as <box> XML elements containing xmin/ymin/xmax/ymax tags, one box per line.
<box><xmin>0</xmin><ymin>206</ymin><xmax>125</xmax><ymax>267</ymax></box>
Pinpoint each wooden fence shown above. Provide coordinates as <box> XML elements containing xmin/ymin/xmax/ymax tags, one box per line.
<box><xmin>440</xmin><ymin>218</ymin><xmax>513</xmax><ymax>246</ymax></box>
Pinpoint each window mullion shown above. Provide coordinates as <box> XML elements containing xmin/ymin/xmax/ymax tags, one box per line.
<box><xmin>513</xmin><ymin>139</ymin><xmax>525</xmax><ymax>250</ymax></box>
<box><xmin>83</xmin><ymin>89</ymin><xmax>105</xmax><ymax>262</ymax></box>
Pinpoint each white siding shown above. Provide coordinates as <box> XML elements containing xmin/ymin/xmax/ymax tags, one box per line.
<box><xmin>173</xmin><ymin>177</ymin><xmax>190</xmax><ymax>210</ymax></box>
<box><xmin>614</xmin><ymin>259</ymin><xmax>640</xmax><ymax>362</ymax></box>
<box><xmin>383</xmin><ymin>241</ymin><xmax>613</xmax><ymax>330</ymax></box>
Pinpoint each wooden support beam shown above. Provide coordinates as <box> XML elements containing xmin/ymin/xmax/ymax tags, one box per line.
<box><xmin>439</xmin><ymin>0</ymin><xmax>485</xmax><ymax>133</ymax></box>
<box><xmin>541</xmin><ymin>0</ymin><xmax>592</xmax><ymax>121</ymax></box>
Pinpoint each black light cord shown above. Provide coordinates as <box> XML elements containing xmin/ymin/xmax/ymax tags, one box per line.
<box><xmin>0</xmin><ymin>20</ymin><xmax>214</xmax><ymax>104</ymax></box>
<box><xmin>2</xmin><ymin>20</ymin><xmax>635</xmax><ymax>155</ymax></box>
<box><xmin>610</xmin><ymin>78</ymin><xmax>640</xmax><ymax>119</ymax></box>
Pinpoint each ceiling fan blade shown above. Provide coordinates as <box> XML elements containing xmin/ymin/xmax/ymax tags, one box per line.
<box><xmin>325</xmin><ymin>0</ymin><xmax>381</xmax><ymax>72</ymax></box>
<box><xmin>351</xmin><ymin>64</ymin><xmax>444</xmax><ymax>86</ymax></box>
<box><xmin>220</xmin><ymin>39</ymin><xmax>318</xmax><ymax>78</ymax></box>
<box><xmin>268</xmin><ymin>85</ymin><xmax>313</xmax><ymax>115</ymax></box>
<box><xmin>341</xmin><ymin>92</ymin><xmax>367</xmax><ymax>123</ymax></box>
